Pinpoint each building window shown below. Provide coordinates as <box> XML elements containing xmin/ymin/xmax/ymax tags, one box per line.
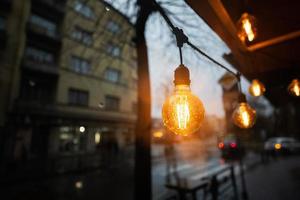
<box><xmin>0</xmin><ymin>17</ymin><xmax>5</xmax><ymax>30</ymax></box>
<box><xmin>71</xmin><ymin>26</ymin><xmax>93</xmax><ymax>46</ymax></box>
<box><xmin>106</xmin><ymin>43</ymin><xmax>121</xmax><ymax>57</ymax></box>
<box><xmin>70</xmin><ymin>56</ymin><xmax>91</xmax><ymax>74</ymax></box>
<box><xmin>105</xmin><ymin>95</ymin><xmax>120</xmax><ymax>111</ymax></box>
<box><xmin>106</xmin><ymin>20</ymin><xmax>121</xmax><ymax>34</ymax></box>
<box><xmin>104</xmin><ymin>68</ymin><xmax>121</xmax><ymax>83</ymax></box>
<box><xmin>25</xmin><ymin>47</ymin><xmax>54</xmax><ymax>64</ymax></box>
<box><xmin>68</xmin><ymin>89</ymin><xmax>89</xmax><ymax>106</ymax></box>
<box><xmin>20</xmin><ymin>78</ymin><xmax>54</xmax><ymax>103</ymax></box>
<box><xmin>57</xmin><ymin>126</ymin><xmax>87</xmax><ymax>153</ymax></box>
<box><xmin>29</xmin><ymin>14</ymin><xmax>57</xmax><ymax>37</ymax></box>
<box><xmin>73</xmin><ymin>1</ymin><xmax>95</xmax><ymax>19</ymax></box>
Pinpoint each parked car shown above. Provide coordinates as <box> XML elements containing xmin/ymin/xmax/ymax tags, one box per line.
<box><xmin>264</xmin><ymin>137</ymin><xmax>300</xmax><ymax>154</ymax></box>
<box><xmin>218</xmin><ymin>134</ymin><xmax>245</xmax><ymax>160</ymax></box>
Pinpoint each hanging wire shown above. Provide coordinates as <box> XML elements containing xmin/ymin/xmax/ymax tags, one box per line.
<box><xmin>179</xmin><ymin>46</ymin><xmax>183</xmax><ymax>65</ymax></box>
<box><xmin>153</xmin><ymin>0</ymin><xmax>243</xmax><ymax>93</ymax></box>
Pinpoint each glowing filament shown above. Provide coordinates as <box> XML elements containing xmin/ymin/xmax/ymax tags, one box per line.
<box><xmin>176</xmin><ymin>96</ymin><xmax>190</xmax><ymax>129</ymax></box>
<box><xmin>237</xmin><ymin>13</ymin><xmax>257</xmax><ymax>42</ymax></box>
<box><xmin>232</xmin><ymin>102</ymin><xmax>256</xmax><ymax>129</ymax></box>
<box><xmin>293</xmin><ymin>84</ymin><xmax>300</xmax><ymax>96</ymax></box>
<box><xmin>252</xmin><ymin>84</ymin><xmax>261</xmax><ymax>96</ymax></box>
<box><xmin>249</xmin><ymin>79</ymin><xmax>265</xmax><ymax>97</ymax></box>
<box><xmin>288</xmin><ymin>79</ymin><xmax>300</xmax><ymax>97</ymax></box>
<box><xmin>242</xmin><ymin>19</ymin><xmax>255</xmax><ymax>42</ymax></box>
<box><xmin>241</xmin><ymin>111</ymin><xmax>250</xmax><ymax>127</ymax></box>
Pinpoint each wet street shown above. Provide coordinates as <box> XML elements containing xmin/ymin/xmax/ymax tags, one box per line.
<box><xmin>152</xmin><ymin>139</ymin><xmax>222</xmax><ymax>199</ymax></box>
<box><xmin>1</xmin><ymin>139</ymin><xmax>300</xmax><ymax>200</ymax></box>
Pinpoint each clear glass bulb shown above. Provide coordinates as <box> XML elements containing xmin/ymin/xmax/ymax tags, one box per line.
<box><xmin>232</xmin><ymin>102</ymin><xmax>256</xmax><ymax>129</ymax></box>
<box><xmin>288</xmin><ymin>79</ymin><xmax>300</xmax><ymax>97</ymax></box>
<box><xmin>237</xmin><ymin>12</ymin><xmax>257</xmax><ymax>42</ymax></box>
<box><xmin>162</xmin><ymin>85</ymin><xmax>205</xmax><ymax>136</ymax></box>
<box><xmin>249</xmin><ymin>79</ymin><xmax>266</xmax><ymax>97</ymax></box>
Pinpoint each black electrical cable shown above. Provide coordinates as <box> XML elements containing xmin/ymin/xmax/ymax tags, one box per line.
<box><xmin>179</xmin><ymin>47</ymin><xmax>183</xmax><ymax>65</ymax></box>
<box><xmin>153</xmin><ymin>0</ymin><xmax>243</xmax><ymax>93</ymax></box>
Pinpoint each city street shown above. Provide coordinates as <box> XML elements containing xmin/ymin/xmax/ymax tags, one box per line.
<box><xmin>152</xmin><ymin>139</ymin><xmax>221</xmax><ymax>199</ymax></box>
<box><xmin>246</xmin><ymin>155</ymin><xmax>300</xmax><ymax>200</ymax></box>
<box><xmin>1</xmin><ymin>139</ymin><xmax>300</xmax><ymax>200</ymax></box>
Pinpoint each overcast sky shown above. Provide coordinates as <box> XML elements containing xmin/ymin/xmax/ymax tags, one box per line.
<box><xmin>104</xmin><ymin>0</ymin><xmax>272</xmax><ymax>118</ymax></box>
<box><xmin>144</xmin><ymin>4</ymin><xmax>246</xmax><ymax>118</ymax></box>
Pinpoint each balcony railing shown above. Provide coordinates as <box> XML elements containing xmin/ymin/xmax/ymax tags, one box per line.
<box><xmin>31</xmin><ymin>0</ymin><xmax>66</xmax><ymax>15</ymax></box>
<box><xmin>22</xmin><ymin>58</ymin><xmax>59</xmax><ymax>75</ymax></box>
<box><xmin>27</xmin><ymin>22</ymin><xmax>61</xmax><ymax>41</ymax></box>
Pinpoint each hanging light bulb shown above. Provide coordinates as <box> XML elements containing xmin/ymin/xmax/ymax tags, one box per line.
<box><xmin>232</xmin><ymin>94</ymin><xmax>256</xmax><ymax>129</ymax></box>
<box><xmin>162</xmin><ymin>65</ymin><xmax>205</xmax><ymax>136</ymax></box>
<box><xmin>288</xmin><ymin>79</ymin><xmax>300</xmax><ymax>97</ymax></box>
<box><xmin>249</xmin><ymin>79</ymin><xmax>266</xmax><ymax>97</ymax></box>
<box><xmin>237</xmin><ymin>12</ymin><xmax>257</xmax><ymax>42</ymax></box>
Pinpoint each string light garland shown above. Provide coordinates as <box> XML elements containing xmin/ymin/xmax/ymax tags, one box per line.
<box><xmin>162</xmin><ymin>29</ymin><xmax>205</xmax><ymax>136</ymax></box>
<box><xmin>153</xmin><ymin>1</ymin><xmax>257</xmax><ymax>133</ymax></box>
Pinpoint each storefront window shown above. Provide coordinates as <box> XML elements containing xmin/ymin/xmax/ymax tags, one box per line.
<box><xmin>58</xmin><ymin>126</ymin><xmax>87</xmax><ymax>153</ymax></box>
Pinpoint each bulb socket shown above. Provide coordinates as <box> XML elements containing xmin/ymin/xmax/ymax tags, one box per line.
<box><xmin>238</xmin><ymin>93</ymin><xmax>247</xmax><ymax>103</ymax></box>
<box><xmin>174</xmin><ymin>64</ymin><xmax>191</xmax><ymax>86</ymax></box>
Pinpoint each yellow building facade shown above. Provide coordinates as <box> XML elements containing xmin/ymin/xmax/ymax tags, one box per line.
<box><xmin>0</xmin><ymin>0</ymin><xmax>137</xmax><ymax>173</ymax></box>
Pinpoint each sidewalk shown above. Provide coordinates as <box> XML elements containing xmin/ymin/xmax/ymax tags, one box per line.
<box><xmin>0</xmin><ymin>157</ymin><xmax>135</xmax><ymax>200</ymax></box>
<box><xmin>245</xmin><ymin>155</ymin><xmax>300</xmax><ymax>200</ymax></box>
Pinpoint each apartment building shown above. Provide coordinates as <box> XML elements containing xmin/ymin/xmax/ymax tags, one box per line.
<box><xmin>0</xmin><ymin>0</ymin><xmax>137</xmax><ymax>173</ymax></box>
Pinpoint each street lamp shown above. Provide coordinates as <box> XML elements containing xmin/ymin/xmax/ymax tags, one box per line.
<box><xmin>248</xmin><ymin>79</ymin><xmax>266</xmax><ymax>97</ymax></box>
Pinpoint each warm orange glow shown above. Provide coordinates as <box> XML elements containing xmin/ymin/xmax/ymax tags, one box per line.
<box><xmin>243</xmin><ymin>19</ymin><xmax>255</xmax><ymax>41</ymax></box>
<box><xmin>288</xmin><ymin>79</ymin><xmax>300</xmax><ymax>97</ymax></box>
<box><xmin>153</xmin><ymin>131</ymin><xmax>164</xmax><ymax>138</ymax></box>
<box><xmin>237</xmin><ymin>13</ymin><xmax>257</xmax><ymax>42</ymax></box>
<box><xmin>249</xmin><ymin>79</ymin><xmax>266</xmax><ymax>97</ymax></box>
<box><xmin>162</xmin><ymin>84</ymin><xmax>205</xmax><ymax>136</ymax></box>
<box><xmin>232</xmin><ymin>102</ymin><xmax>256</xmax><ymax>129</ymax></box>
<box><xmin>274</xmin><ymin>143</ymin><xmax>281</xmax><ymax>150</ymax></box>
<box><xmin>218</xmin><ymin>142</ymin><xmax>224</xmax><ymax>149</ymax></box>
<box><xmin>176</xmin><ymin>95</ymin><xmax>190</xmax><ymax>129</ymax></box>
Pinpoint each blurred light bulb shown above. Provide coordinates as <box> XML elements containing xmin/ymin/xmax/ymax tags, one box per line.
<box><xmin>237</xmin><ymin>12</ymin><xmax>257</xmax><ymax>42</ymax></box>
<box><xmin>153</xmin><ymin>131</ymin><xmax>164</xmax><ymax>138</ymax></box>
<box><xmin>162</xmin><ymin>65</ymin><xmax>205</xmax><ymax>136</ymax></box>
<box><xmin>288</xmin><ymin>79</ymin><xmax>300</xmax><ymax>97</ymax></box>
<box><xmin>249</xmin><ymin>79</ymin><xmax>266</xmax><ymax>97</ymax></box>
<box><xmin>232</xmin><ymin>102</ymin><xmax>256</xmax><ymax>129</ymax></box>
